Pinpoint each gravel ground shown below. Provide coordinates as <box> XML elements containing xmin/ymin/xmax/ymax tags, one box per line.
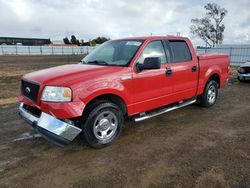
<box><xmin>0</xmin><ymin>56</ymin><xmax>249</xmax><ymax>188</ymax></box>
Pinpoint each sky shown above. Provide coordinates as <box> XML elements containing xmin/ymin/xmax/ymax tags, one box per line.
<box><xmin>0</xmin><ymin>0</ymin><xmax>249</xmax><ymax>46</ymax></box>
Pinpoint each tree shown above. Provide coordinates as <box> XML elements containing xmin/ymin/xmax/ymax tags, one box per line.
<box><xmin>63</xmin><ymin>37</ymin><xmax>70</xmax><ymax>44</ymax></box>
<box><xmin>64</xmin><ymin>36</ymin><xmax>110</xmax><ymax>46</ymax></box>
<box><xmin>80</xmin><ymin>40</ymin><xmax>84</xmax><ymax>46</ymax></box>
<box><xmin>92</xmin><ymin>37</ymin><xmax>110</xmax><ymax>45</ymax></box>
<box><xmin>70</xmin><ymin>35</ymin><xmax>78</xmax><ymax>44</ymax></box>
<box><xmin>90</xmin><ymin>40</ymin><xmax>96</xmax><ymax>46</ymax></box>
<box><xmin>81</xmin><ymin>41</ymin><xmax>90</xmax><ymax>46</ymax></box>
<box><xmin>190</xmin><ymin>3</ymin><xmax>228</xmax><ymax>47</ymax></box>
<box><xmin>76</xmin><ymin>39</ymin><xmax>80</xmax><ymax>46</ymax></box>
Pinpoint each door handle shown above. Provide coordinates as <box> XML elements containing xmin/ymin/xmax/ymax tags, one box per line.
<box><xmin>166</xmin><ymin>68</ymin><xmax>172</xmax><ymax>76</ymax></box>
<box><xmin>192</xmin><ymin>66</ymin><xmax>197</xmax><ymax>72</ymax></box>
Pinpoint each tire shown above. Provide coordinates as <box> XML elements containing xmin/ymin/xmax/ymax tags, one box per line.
<box><xmin>197</xmin><ymin>80</ymin><xmax>218</xmax><ymax>107</ymax></box>
<box><xmin>80</xmin><ymin>101</ymin><xmax>124</xmax><ymax>148</ymax></box>
<box><xmin>237</xmin><ymin>76</ymin><xmax>245</xmax><ymax>82</ymax></box>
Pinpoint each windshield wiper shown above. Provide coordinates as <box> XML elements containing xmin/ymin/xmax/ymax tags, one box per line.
<box><xmin>87</xmin><ymin>60</ymin><xmax>109</xmax><ymax>65</ymax></box>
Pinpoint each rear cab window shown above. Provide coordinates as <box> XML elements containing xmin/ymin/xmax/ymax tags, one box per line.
<box><xmin>168</xmin><ymin>40</ymin><xmax>192</xmax><ymax>63</ymax></box>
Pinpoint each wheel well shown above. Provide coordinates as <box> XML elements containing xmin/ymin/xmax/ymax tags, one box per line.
<box><xmin>208</xmin><ymin>74</ymin><xmax>220</xmax><ymax>88</ymax></box>
<box><xmin>85</xmin><ymin>94</ymin><xmax>128</xmax><ymax>116</ymax></box>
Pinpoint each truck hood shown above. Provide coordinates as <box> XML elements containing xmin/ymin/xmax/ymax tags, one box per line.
<box><xmin>23</xmin><ymin>63</ymin><xmax>125</xmax><ymax>86</ymax></box>
<box><xmin>241</xmin><ymin>61</ymin><xmax>250</xmax><ymax>67</ymax></box>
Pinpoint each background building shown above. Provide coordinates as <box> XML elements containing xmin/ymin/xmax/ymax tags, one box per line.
<box><xmin>0</xmin><ymin>37</ymin><xmax>51</xmax><ymax>46</ymax></box>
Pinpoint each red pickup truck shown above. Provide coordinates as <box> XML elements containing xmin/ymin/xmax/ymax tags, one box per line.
<box><xmin>18</xmin><ymin>36</ymin><xmax>229</xmax><ymax>148</ymax></box>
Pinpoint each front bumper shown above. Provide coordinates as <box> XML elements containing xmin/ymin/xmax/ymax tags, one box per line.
<box><xmin>238</xmin><ymin>73</ymin><xmax>250</xmax><ymax>80</ymax></box>
<box><xmin>19</xmin><ymin>103</ymin><xmax>82</xmax><ymax>146</ymax></box>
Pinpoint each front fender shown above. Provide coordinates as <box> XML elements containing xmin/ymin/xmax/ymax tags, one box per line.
<box><xmin>83</xmin><ymin>89</ymin><xmax>129</xmax><ymax>106</ymax></box>
<box><xmin>72</xmin><ymin>77</ymin><xmax>132</xmax><ymax>114</ymax></box>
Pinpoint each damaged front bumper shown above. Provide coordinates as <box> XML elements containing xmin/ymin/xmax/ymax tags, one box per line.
<box><xmin>238</xmin><ymin>73</ymin><xmax>250</xmax><ymax>80</ymax></box>
<box><xmin>18</xmin><ymin>103</ymin><xmax>82</xmax><ymax>146</ymax></box>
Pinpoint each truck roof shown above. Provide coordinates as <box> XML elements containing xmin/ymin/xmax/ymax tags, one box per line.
<box><xmin>116</xmin><ymin>36</ymin><xmax>189</xmax><ymax>41</ymax></box>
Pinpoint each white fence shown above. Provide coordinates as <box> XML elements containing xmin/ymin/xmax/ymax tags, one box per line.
<box><xmin>196</xmin><ymin>45</ymin><xmax>250</xmax><ymax>66</ymax></box>
<box><xmin>1</xmin><ymin>44</ymin><xmax>249</xmax><ymax>66</ymax></box>
<box><xmin>0</xmin><ymin>45</ymin><xmax>95</xmax><ymax>55</ymax></box>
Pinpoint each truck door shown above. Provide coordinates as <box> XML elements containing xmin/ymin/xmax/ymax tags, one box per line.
<box><xmin>164</xmin><ymin>40</ymin><xmax>199</xmax><ymax>101</ymax></box>
<box><xmin>131</xmin><ymin>40</ymin><xmax>174</xmax><ymax>113</ymax></box>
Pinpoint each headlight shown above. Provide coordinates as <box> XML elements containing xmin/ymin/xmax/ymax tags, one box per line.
<box><xmin>41</xmin><ymin>86</ymin><xmax>72</xmax><ymax>102</ymax></box>
<box><xmin>238</xmin><ymin>67</ymin><xmax>245</xmax><ymax>74</ymax></box>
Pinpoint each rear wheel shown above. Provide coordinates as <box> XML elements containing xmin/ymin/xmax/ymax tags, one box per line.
<box><xmin>80</xmin><ymin>101</ymin><xmax>124</xmax><ymax>148</ymax></box>
<box><xmin>197</xmin><ymin>80</ymin><xmax>218</xmax><ymax>107</ymax></box>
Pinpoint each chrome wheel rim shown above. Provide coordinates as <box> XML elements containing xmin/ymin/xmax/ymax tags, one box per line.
<box><xmin>207</xmin><ymin>85</ymin><xmax>216</xmax><ymax>104</ymax></box>
<box><xmin>93</xmin><ymin>111</ymin><xmax>118</xmax><ymax>142</ymax></box>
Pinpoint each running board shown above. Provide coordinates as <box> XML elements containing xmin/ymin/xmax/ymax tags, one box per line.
<box><xmin>134</xmin><ymin>99</ymin><xmax>197</xmax><ymax>122</ymax></box>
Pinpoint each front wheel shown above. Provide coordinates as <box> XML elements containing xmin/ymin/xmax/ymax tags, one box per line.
<box><xmin>197</xmin><ymin>80</ymin><xmax>218</xmax><ymax>107</ymax></box>
<box><xmin>237</xmin><ymin>76</ymin><xmax>245</xmax><ymax>82</ymax></box>
<box><xmin>80</xmin><ymin>101</ymin><xmax>124</xmax><ymax>148</ymax></box>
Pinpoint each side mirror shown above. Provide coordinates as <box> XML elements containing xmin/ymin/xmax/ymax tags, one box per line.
<box><xmin>136</xmin><ymin>57</ymin><xmax>161</xmax><ymax>71</ymax></box>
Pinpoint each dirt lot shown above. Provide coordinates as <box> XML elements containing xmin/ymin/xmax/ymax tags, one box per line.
<box><xmin>0</xmin><ymin>56</ymin><xmax>249</xmax><ymax>188</ymax></box>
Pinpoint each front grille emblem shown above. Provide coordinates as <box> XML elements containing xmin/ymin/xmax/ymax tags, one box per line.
<box><xmin>25</xmin><ymin>87</ymin><xmax>31</xmax><ymax>94</ymax></box>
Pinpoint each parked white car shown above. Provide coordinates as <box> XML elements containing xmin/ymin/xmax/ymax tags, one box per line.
<box><xmin>238</xmin><ymin>61</ymin><xmax>250</xmax><ymax>82</ymax></box>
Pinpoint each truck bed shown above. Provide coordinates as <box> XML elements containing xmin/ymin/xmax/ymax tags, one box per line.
<box><xmin>197</xmin><ymin>53</ymin><xmax>230</xmax><ymax>95</ymax></box>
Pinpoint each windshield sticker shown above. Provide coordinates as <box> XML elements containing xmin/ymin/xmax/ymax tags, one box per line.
<box><xmin>126</xmin><ymin>41</ymin><xmax>141</xmax><ymax>46</ymax></box>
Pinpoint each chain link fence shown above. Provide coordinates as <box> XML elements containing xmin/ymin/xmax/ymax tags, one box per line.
<box><xmin>196</xmin><ymin>45</ymin><xmax>250</xmax><ymax>66</ymax></box>
<box><xmin>0</xmin><ymin>45</ymin><xmax>95</xmax><ymax>55</ymax></box>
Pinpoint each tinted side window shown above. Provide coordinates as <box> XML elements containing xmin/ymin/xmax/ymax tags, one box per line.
<box><xmin>138</xmin><ymin>41</ymin><xmax>167</xmax><ymax>64</ymax></box>
<box><xmin>169</xmin><ymin>40</ymin><xmax>192</xmax><ymax>62</ymax></box>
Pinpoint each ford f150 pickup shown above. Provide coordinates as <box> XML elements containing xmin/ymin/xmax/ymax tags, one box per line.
<box><xmin>18</xmin><ymin>36</ymin><xmax>230</xmax><ymax>148</ymax></box>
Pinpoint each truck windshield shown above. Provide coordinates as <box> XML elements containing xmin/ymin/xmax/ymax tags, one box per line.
<box><xmin>81</xmin><ymin>40</ymin><xmax>143</xmax><ymax>66</ymax></box>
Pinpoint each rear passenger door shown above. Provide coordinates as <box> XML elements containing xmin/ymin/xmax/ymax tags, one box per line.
<box><xmin>164</xmin><ymin>40</ymin><xmax>198</xmax><ymax>101</ymax></box>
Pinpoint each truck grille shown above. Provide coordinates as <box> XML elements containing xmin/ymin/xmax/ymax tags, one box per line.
<box><xmin>21</xmin><ymin>80</ymin><xmax>40</xmax><ymax>103</ymax></box>
<box><xmin>243</xmin><ymin>67</ymin><xmax>250</xmax><ymax>73</ymax></box>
